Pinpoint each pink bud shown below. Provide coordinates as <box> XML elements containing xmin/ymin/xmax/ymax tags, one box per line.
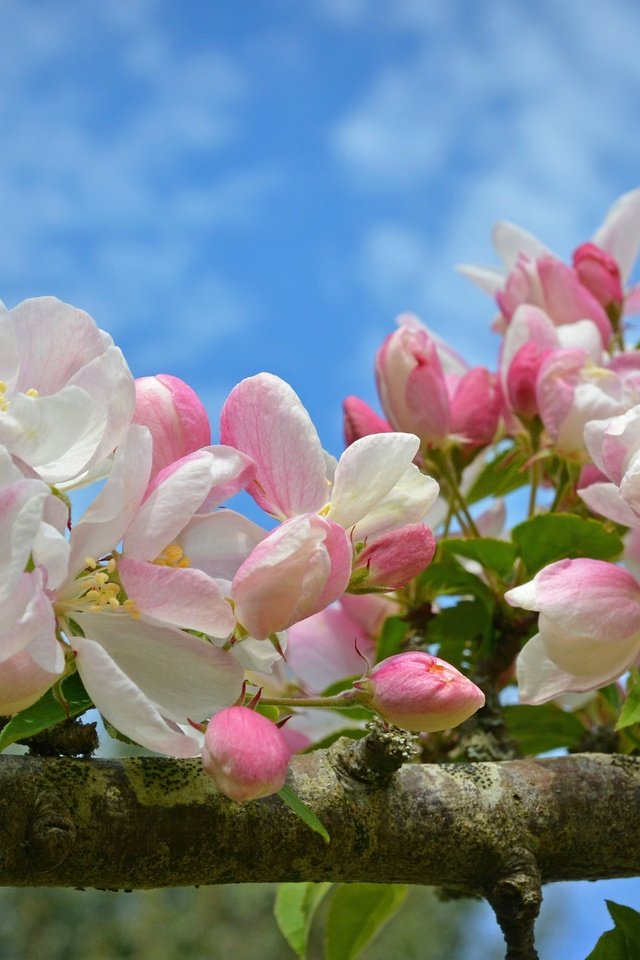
<box><xmin>343</xmin><ymin>396</ymin><xmax>392</xmax><ymax>446</ymax></box>
<box><xmin>354</xmin><ymin>652</ymin><xmax>485</xmax><ymax>732</ymax></box>
<box><xmin>449</xmin><ymin>367</ymin><xmax>503</xmax><ymax>447</ymax></box>
<box><xmin>202</xmin><ymin>706</ymin><xmax>291</xmax><ymax>802</ymax></box>
<box><xmin>375</xmin><ymin>320</ymin><xmax>451</xmax><ymax>447</ymax></box>
<box><xmin>350</xmin><ymin>523</ymin><xmax>436</xmax><ymax>592</ymax></box>
<box><xmin>231</xmin><ymin>514</ymin><xmax>352</xmax><ymax>639</ymax></box>
<box><xmin>573</xmin><ymin>242</ymin><xmax>624</xmax><ymax>313</ymax></box>
<box><xmin>133</xmin><ymin>375</ymin><xmax>211</xmax><ymax>479</ymax></box>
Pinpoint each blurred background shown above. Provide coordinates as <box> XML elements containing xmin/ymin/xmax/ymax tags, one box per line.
<box><xmin>2</xmin><ymin>0</ymin><xmax>640</xmax><ymax>956</ymax></box>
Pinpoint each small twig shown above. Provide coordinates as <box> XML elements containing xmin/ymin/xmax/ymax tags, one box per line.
<box><xmin>330</xmin><ymin>717</ymin><xmax>418</xmax><ymax>789</ymax></box>
<box><xmin>486</xmin><ymin>847</ymin><xmax>542</xmax><ymax>960</ymax></box>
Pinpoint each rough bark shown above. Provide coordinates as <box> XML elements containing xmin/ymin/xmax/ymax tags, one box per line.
<box><xmin>1</xmin><ymin>746</ymin><xmax>639</xmax><ymax>958</ymax></box>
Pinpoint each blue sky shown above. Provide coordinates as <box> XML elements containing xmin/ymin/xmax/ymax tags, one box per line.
<box><xmin>3</xmin><ymin>0</ymin><xmax>640</xmax><ymax>953</ymax></box>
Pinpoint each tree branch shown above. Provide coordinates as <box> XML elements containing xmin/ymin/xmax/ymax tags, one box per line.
<box><xmin>1</xmin><ymin>748</ymin><xmax>638</xmax><ymax>898</ymax></box>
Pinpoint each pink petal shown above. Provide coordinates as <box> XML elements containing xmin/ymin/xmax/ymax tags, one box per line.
<box><xmin>119</xmin><ymin>556</ymin><xmax>236</xmax><ymax>638</ymax></box>
<box><xmin>220</xmin><ymin>373</ymin><xmax>328</xmax><ymax>519</ymax></box>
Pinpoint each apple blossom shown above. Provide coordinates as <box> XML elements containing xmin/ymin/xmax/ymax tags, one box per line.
<box><xmin>201</xmin><ymin>706</ymin><xmax>291</xmax><ymax>802</ymax></box>
<box><xmin>349</xmin><ymin>523</ymin><xmax>436</xmax><ymax>592</ymax></box>
<box><xmin>579</xmin><ymin>405</ymin><xmax>640</xmax><ymax>528</ymax></box>
<box><xmin>459</xmin><ymin>187</ymin><xmax>640</xmax><ymax>340</ymax></box>
<box><xmin>4</xmin><ymin>425</ymin><xmax>247</xmax><ymax>756</ymax></box>
<box><xmin>230</xmin><ymin>514</ymin><xmax>352</xmax><ymax>640</ymax></box>
<box><xmin>506</xmin><ymin>559</ymin><xmax>640</xmax><ymax>703</ymax></box>
<box><xmin>220</xmin><ymin>372</ymin><xmax>439</xmax><ymax>542</ymax></box>
<box><xmin>342</xmin><ymin>395</ymin><xmax>391</xmax><ymax>445</ymax></box>
<box><xmin>133</xmin><ymin>374</ymin><xmax>211</xmax><ymax>479</ymax></box>
<box><xmin>353</xmin><ymin>651</ymin><xmax>485</xmax><ymax>733</ymax></box>
<box><xmin>0</xmin><ymin>296</ymin><xmax>135</xmax><ymax>487</ymax></box>
<box><xmin>375</xmin><ymin>314</ymin><xmax>501</xmax><ymax>450</ymax></box>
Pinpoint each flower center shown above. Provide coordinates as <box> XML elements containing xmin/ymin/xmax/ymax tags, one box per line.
<box><xmin>0</xmin><ymin>380</ymin><xmax>40</xmax><ymax>412</ymax></box>
<box><xmin>152</xmin><ymin>542</ymin><xmax>191</xmax><ymax>568</ymax></box>
<box><xmin>55</xmin><ymin>556</ymin><xmax>140</xmax><ymax>622</ymax></box>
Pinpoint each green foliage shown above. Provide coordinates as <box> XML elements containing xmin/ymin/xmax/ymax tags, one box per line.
<box><xmin>278</xmin><ymin>785</ymin><xmax>330</xmax><ymax>843</ymax></box>
<box><xmin>426</xmin><ymin>599</ymin><xmax>491</xmax><ymax>670</ymax></box>
<box><xmin>324</xmin><ymin>884</ymin><xmax>409</xmax><ymax>960</ymax></box>
<box><xmin>375</xmin><ymin>615</ymin><xmax>408</xmax><ymax>661</ymax></box>
<box><xmin>417</xmin><ymin>554</ymin><xmax>494</xmax><ymax>612</ymax></box>
<box><xmin>615</xmin><ymin>673</ymin><xmax>640</xmax><ymax>731</ymax></box>
<box><xmin>275</xmin><ymin>883</ymin><xmax>333</xmax><ymax>958</ymax></box>
<box><xmin>465</xmin><ymin>445</ymin><xmax>530</xmax><ymax>504</ymax></box>
<box><xmin>585</xmin><ymin>901</ymin><xmax>640</xmax><ymax>959</ymax></box>
<box><xmin>440</xmin><ymin>537</ymin><xmax>517</xmax><ymax>579</ymax></box>
<box><xmin>503</xmin><ymin>704</ymin><xmax>585</xmax><ymax>754</ymax></box>
<box><xmin>0</xmin><ymin>672</ymin><xmax>92</xmax><ymax>752</ymax></box>
<box><xmin>512</xmin><ymin>513</ymin><xmax>623</xmax><ymax>575</ymax></box>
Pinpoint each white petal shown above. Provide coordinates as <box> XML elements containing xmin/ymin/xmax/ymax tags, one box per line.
<box><xmin>328</xmin><ymin>433</ymin><xmax>420</xmax><ymax>530</ymax></box>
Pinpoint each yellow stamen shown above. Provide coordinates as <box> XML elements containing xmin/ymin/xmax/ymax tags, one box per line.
<box><xmin>152</xmin><ymin>542</ymin><xmax>191</xmax><ymax>569</ymax></box>
<box><xmin>25</xmin><ymin>388</ymin><xmax>39</xmax><ymax>398</ymax></box>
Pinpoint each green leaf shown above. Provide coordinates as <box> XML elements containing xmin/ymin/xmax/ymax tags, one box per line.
<box><xmin>466</xmin><ymin>445</ymin><xmax>529</xmax><ymax>505</ymax></box>
<box><xmin>585</xmin><ymin>902</ymin><xmax>640</xmax><ymax>959</ymax></box>
<box><xmin>278</xmin><ymin>785</ymin><xmax>330</xmax><ymax>844</ymax></box>
<box><xmin>375</xmin><ymin>616</ymin><xmax>408</xmax><ymax>662</ymax></box>
<box><xmin>426</xmin><ymin>599</ymin><xmax>491</xmax><ymax>670</ymax></box>
<box><xmin>440</xmin><ymin>537</ymin><xmax>517</xmax><ymax>579</ymax></box>
<box><xmin>325</xmin><ymin>884</ymin><xmax>409</xmax><ymax>960</ymax></box>
<box><xmin>512</xmin><ymin>513</ymin><xmax>623</xmax><ymax>575</ymax></box>
<box><xmin>503</xmin><ymin>704</ymin><xmax>585</xmax><ymax>754</ymax></box>
<box><xmin>275</xmin><ymin>882</ymin><xmax>332</xmax><ymax>959</ymax></box>
<box><xmin>606</xmin><ymin>901</ymin><xmax>640</xmax><ymax>950</ymax></box>
<box><xmin>616</xmin><ymin>675</ymin><xmax>640</xmax><ymax>731</ymax></box>
<box><xmin>418</xmin><ymin>555</ymin><xmax>495</xmax><ymax>612</ymax></box>
<box><xmin>0</xmin><ymin>672</ymin><xmax>93</xmax><ymax>752</ymax></box>
<box><xmin>585</xmin><ymin>927</ymin><xmax>630</xmax><ymax>959</ymax></box>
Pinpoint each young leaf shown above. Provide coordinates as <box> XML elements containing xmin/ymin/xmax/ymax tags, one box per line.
<box><xmin>426</xmin><ymin>599</ymin><xmax>491</xmax><ymax>670</ymax></box>
<box><xmin>440</xmin><ymin>537</ymin><xmax>517</xmax><ymax>579</ymax></box>
<box><xmin>375</xmin><ymin>615</ymin><xmax>408</xmax><ymax>662</ymax></box>
<box><xmin>606</xmin><ymin>901</ymin><xmax>640</xmax><ymax>949</ymax></box>
<box><xmin>585</xmin><ymin>927</ymin><xmax>630</xmax><ymax>959</ymax></box>
<box><xmin>585</xmin><ymin>901</ymin><xmax>640</xmax><ymax>958</ymax></box>
<box><xmin>503</xmin><ymin>704</ymin><xmax>585</xmax><ymax>754</ymax></box>
<box><xmin>278</xmin><ymin>785</ymin><xmax>330</xmax><ymax>844</ymax></box>
<box><xmin>275</xmin><ymin>882</ymin><xmax>332</xmax><ymax>959</ymax></box>
<box><xmin>325</xmin><ymin>883</ymin><xmax>409</xmax><ymax>960</ymax></box>
<box><xmin>512</xmin><ymin>513</ymin><xmax>623</xmax><ymax>575</ymax></box>
<box><xmin>418</xmin><ymin>555</ymin><xmax>495</xmax><ymax>612</ymax></box>
<box><xmin>615</xmin><ymin>675</ymin><xmax>640</xmax><ymax>731</ymax></box>
<box><xmin>466</xmin><ymin>445</ymin><xmax>529</xmax><ymax>504</ymax></box>
<box><xmin>0</xmin><ymin>672</ymin><xmax>93</xmax><ymax>752</ymax></box>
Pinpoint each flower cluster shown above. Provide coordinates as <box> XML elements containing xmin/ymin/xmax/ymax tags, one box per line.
<box><xmin>0</xmin><ymin>296</ymin><xmax>486</xmax><ymax>805</ymax></box>
<box><xmin>343</xmin><ymin>187</ymin><xmax>640</xmax><ymax>746</ymax></box>
<box><xmin>7</xmin><ymin>188</ymin><xmax>640</xmax><ymax>805</ymax></box>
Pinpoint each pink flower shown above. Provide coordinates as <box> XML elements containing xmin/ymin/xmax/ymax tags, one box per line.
<box><xmin>349</xmin><ymin>523</ymin><xmax>436</xmax><ymax>592</ymax></box>
<box><xmin>342</xmin><ymin>396</ymin><xmax>391</xmax><ymax>446</ymax></box>
<box><xmin>505</xmin><ymin>559</ymin><xmax>640</xmax><ymax>703</ymax></box>
<box><xmin>375</xmin><ymin>315</ymin><xmax>502</xmax><ymax>450</ymax></box>
<box><xmin>201</xmin><ymin>706</ymin><xmax>291</xmax><ymax>802</ymax></box>
<box><xmin>0</xmin><ymin>296</ymin><xmax>135</xmax><ymax>487</ymax></box>
<box><xmin>536</xmin><ymin>348</ymin><xmax>636</xmax><ymax>458</ymax></box>
<box><xmin>231</xmin><ymin>514</ymin><xmax>352</xmax><ymax>639</ymax></box>
<box><xmin>220</xmin><ymin>372</ymin><xmax>438</xmax><ymax>540</ymax></box>
<box><xmin>353</xmin><ymin>651</ymin><xmax>485</xmax><ymax>732</ymax></box>
<box><xmin>573</xmin><ymin>242</ymin><xmax>624</xmax><ymax>316</ymax></box>
<box><xmin>459</xmin><ymin>188</ymin><xmax>640</xmax><ymax>339</ymax></box>
<box><xmin>133</xmin><ymin>374</ymin><xmax>211</xmax><ymax>480</ymax></box>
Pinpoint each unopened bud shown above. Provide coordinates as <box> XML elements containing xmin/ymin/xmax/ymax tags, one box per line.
<box><xmin>202</xmin><ymin>706</ymin><xmax>291</xmax><ymax>802</ymax></box>
<box><xmin>354</xmin><ymin>652</ymin><xmax>485</xmax><ymax>733</ymax></box>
